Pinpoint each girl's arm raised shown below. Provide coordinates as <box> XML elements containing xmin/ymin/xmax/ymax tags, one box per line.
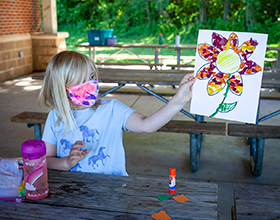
<box><xmin>126</xmin><ymin>73</ymin><xmax>195</xmax><ymax>133</ymax></box>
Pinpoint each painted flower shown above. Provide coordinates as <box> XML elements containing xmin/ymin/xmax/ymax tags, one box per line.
<box><xmin>195</xmin><ymin>32</ymin><xmax>262</xmax><ymax>97</ymax></box>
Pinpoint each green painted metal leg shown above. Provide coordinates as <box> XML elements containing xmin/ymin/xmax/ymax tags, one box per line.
<box><xmin>250</xmin><ymin>137</ymin><xmax>265</xmax><ymax>177</ymax></box>
<box><xmin>190</xmin><ymin>133</ymin><xmax>199</xmax><ymax>172</ymax></box>
<box><xmin>27</xmin><ymin>123</ymin><xmax>42</xmax><ymax>139</ymax></box>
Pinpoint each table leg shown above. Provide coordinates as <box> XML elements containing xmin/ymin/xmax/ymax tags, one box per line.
<box><xmin>177</xmin><ymin>49</ymin><xmax>181</xmax><ymax>65</ymax></box>
<box><xmin>89</xmin><ymin>48</ymin><xmax>92</xmax><ymax>58</ymax></box>
<box><xmin>190</xmin><ymin>133</ymin><xmax>198</xmax><ymax>172</ymax></box>
<box><xmin>137</xmin><ymin>84</ymin><xmax>195</xmax><ymax>119</ymax></box>
<box><xmin>277</xmin><ymin>52</ymin><xmax>280</xmax><ymax>68</ymax></box>
<box><xmin>154</xmin><ymin>49</ymin><xmax>159</xmax><ymax>69</ymax></box>
<box><xmin>250</xmin><ymin>137</ymin><xmax>265</xmax><ymax>177</ymax></box>
<box><xmin>93</xmin><ymin>48</ymin><xmax>96</xmax><ymax>62</ymax></box>
<box><xmin>27</xmin><ymin>123</ymin><xmax>42</xmax><ymax>139</ymax></box>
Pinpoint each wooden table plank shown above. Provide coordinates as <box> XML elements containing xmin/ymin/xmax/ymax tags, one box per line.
<box><xmin>228</xmin><ymin>123</ymin><xmax>280</xmax><ymax>138</ymax></box>
<box><xmin>0</xmin><ymin>202</ymin><xmax>151</xmax><ymax>220</ymax></box>
<box><xmin>0</xmin><ymin>170</ymin><xmax>218</xmax><ymax>219</ymax></box>
<box><xmin>75</xmin><ymin>43</ymin><xmax>169</xmax><ymax>49</ymax></box>
<box><xmin>234</xmin><ymin>184</ymin><xmax>280</xmax><ymax>219</ymax></box>
<box><xmin>158</xmin><ymin>120</ymin><xmax>226</xmax><ymax>135</ymax></box>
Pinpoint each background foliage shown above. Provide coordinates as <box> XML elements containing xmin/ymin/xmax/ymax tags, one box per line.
<box><xmin>57</xmin><ymin>0</ymin><xmax>280</xmax><ymax>58</ymax></box>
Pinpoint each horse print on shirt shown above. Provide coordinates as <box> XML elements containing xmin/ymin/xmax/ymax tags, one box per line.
<box><xmin>88</xmin><ymin>146</ymin><xmax>110</xmax><ymax>169</ymax></box>
<box><xmin>60</xmin><ymin>139</ymin><xmax>73</xmax><ymax>154</ymax></box>
<box><xmin>80</xmin><ymin>125</ymin><xmax>99</xmax><ymax>143</ymax></box>
<box><xmin>71</xmin><ymin>163</ymin><xmax>82</xmax><ymax>172</ymax></box>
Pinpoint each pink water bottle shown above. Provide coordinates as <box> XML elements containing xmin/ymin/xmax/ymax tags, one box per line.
<box><xmin>21</xmin><ymin>139</ymin><xmax>49</xmax><ymax>200</ymax></box>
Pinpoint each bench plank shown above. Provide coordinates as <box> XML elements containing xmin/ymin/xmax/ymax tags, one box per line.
<box><xmin>166</xmin><ymin>64</ymin><xmax>195</xmax><ymax>68</ymax></box>
<box><xmin>158</xmin><ymin>120</ymin><xmax>226</xmax><ymax>135</ymax></box>
<box><xmin>228</xmin><ymin>123</ymin><xmax>280</xmax><ymax>138</ymax></box>
<box><xmin>11</xmin><ymin>112</ymin><xmax>226</xmax><ymax>136</ymax></box>
<box><xmin>10</xmin><ymin>111</ymin><xmax>47</xmax><ymax>124</ymax></box>
<box><xmin>96</xmin><ymin>62</ymin><xmax>163</xmax><ymax>67</ymax></box>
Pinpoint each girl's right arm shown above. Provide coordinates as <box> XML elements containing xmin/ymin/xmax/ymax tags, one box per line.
<box><xmin>45</xmin><ymin>141</ymin><xmax>89</xmax><ymax>171</ymax></box>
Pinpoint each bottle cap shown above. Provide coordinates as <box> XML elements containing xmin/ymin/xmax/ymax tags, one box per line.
<box><xmin>169</xmin><ymin>168</ymin><xmax>176</xmax><ymax>175</ymax></box>
<box><xmin>159</xmin><ymin>33</ymin><xmax>163</xmax><ymax>36</ymax></box>
<box><xmin>21</xmin><ymin>139</ymin><xmax>46</xmax><ymax>160</ymax></box>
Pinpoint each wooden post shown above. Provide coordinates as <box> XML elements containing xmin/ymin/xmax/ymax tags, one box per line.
<box><xmin>42</xmin><ymin>0</ymin><xmax>57</xmax><ymax>33</ymax></box>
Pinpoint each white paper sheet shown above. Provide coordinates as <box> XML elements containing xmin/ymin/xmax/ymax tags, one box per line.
<box><xmin>190</xmin><ymin>30</ymin><xmax>268</xmax><ymax>124</ymax></box>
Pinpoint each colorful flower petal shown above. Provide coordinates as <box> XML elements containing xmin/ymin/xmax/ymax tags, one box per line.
<box><xmin>195</xmin><ymin>62</ymin><xmax>217</xmax><ymax>80</ymax></box>
<box><xmin>229</xmin><ymin>73</ymin><xmax>243</xmax><ymax>96</ymax></box>
<box><xmin>235</xmin><ymin>38</ymin><xmax>258</xmax><ymax>59</ymax></box>
<box><xmin>238</xmin><ymin>60</ymin><xmax>262</xmax><ymax>75</ymax></box>
<box><xmin>207</xmin><ymin>73</ymin><xmax>229</xmax><ymax>96</ymax></box>
<box><xmin>211</xmin><ymin>32</ymin><xmax>228</xmax><ymax>52</ymax></box>
<box><xmin>198</xmin><ymin>42</ymin><xmax>219</xmax><ymax>62</ymax></box>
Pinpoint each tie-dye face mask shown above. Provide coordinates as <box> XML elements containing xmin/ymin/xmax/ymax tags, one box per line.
<box><xmin>66</xmin><ymin>79</ymin><xmax>99</xmax><ymax>107</ymax></box>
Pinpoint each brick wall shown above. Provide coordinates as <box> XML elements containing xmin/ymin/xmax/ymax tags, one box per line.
<box><xmin>0</xmin><ymin>0</ymin><xmax>42</xmax><ymax>36</ymax></box>
<box><xmin>0</xmin><ymin>0</ymin><xmax>42</xmax><ymax>82</ymax></box>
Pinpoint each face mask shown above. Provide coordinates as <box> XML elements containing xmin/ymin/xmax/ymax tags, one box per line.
<box><xmin>66</xmin><ymin>79</ymin><xmax>99</xmax><ymax>107</ymax></box>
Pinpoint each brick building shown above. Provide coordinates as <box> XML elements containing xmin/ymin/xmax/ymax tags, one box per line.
<box><xmin>0</xmin><ymin>0</ymin><xmax>68</xmax><ymax>82</ymax></box>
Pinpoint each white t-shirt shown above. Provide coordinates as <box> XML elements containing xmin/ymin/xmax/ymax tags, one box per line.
<box><xmin>42</xmin><ymin>99</ymin><xmax>135</xmax><ymax>176</ymax></box>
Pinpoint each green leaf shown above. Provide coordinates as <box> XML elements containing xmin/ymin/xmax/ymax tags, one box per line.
<box><xmin>218</xmin><ymin>102</ymin><xmax>238</xmax><ymax>113</ymax></box>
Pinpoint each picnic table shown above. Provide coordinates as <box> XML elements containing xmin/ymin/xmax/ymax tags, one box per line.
<box><xmin>233</xmin><ymin>184</ymin><xmax>280</xmax><ymax>219</ymax></box>
<box><xmin>29</xmin><ymin>68</ymin><xmax>280</xmax><ymax>176</ymax></box>
<box><xmin>266</xmin><ymin>46</ymin><xmax>280</xmax><ymax>68</ymax></box>
<box><xmin>75</xmin><ymin>43</ymin><xmax>168</xmax><ymax>66</ymax></box>
<box><xmin>168</xmin><ymin>44</ymin><xmax>197</xmax><ymax>65</ymax></box>
<box><xmin>0</xmin><ymin>169</ymin><xmax>219</xmax><ymax>219</ymax></box>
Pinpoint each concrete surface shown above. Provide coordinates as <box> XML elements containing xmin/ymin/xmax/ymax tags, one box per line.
<box><xmin>0</xmin><ymin>73</ymin><xmax>280</xmax><ymax>219</ymax></box>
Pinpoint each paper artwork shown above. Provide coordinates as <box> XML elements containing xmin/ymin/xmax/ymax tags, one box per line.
<box><xmin>190</xmin><ymin>29</ymin><xmax>268</xmax><ymax>123</ymax></box>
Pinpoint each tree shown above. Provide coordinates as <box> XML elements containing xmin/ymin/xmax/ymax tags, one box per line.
<box><xmin>223</xmin><ymin>0</ymin><xmax>231</xmax><ymax>22</ymax></box>
<box><xmin>199</xmin><ymin>0</ymin><xmax>207</xmax><ymax>24</ymax></box>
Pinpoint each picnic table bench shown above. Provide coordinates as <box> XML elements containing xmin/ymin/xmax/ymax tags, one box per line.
<box><xmin>10</xmin><ymin>112</ymin><xmax>226</xmax><ymax>173</ymax></box>
<box><xmin>228</xmin><ymin>123</ymin><xmax>280</xmax><ymax>177</ymax></box>
<box><xmin>233</xmin><ymin>184</ymin><xmax>280</xmax><ymax>219</ymax></box>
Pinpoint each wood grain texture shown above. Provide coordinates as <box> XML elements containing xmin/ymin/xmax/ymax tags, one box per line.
<box><xmin>228</xmin><ymin>123</ymin><xmax>280</xmax><ymax>138</ymax></box>
<box><xmin>158</xmin><ymin>120</ymin><xmax>226</xmax><ymax>135</ymax></box>
<box><xmin>96</xmin><ymin>62</ymin><xmax>163</xmax><ymax>67</ymax></box>
<box><xmin>234</xmin><ymin>184</ymin><xmax>280</xmax><ymax>219</ymax></box>
<box><xmin>0</xmin><ymin>170</ymin><xmax>219</xmax><ymax>219</ymax></box>
<box><xmin>75</xmin><ymin>43</ymin><xmax>169</xmax><ymax>49</ymax></box>
<box><xmin>10</xmin><ymin>112</ymin><xmax>226</xmax><ymax>136</ymax></box>
<box><xmin>10</xmin><ymin>111</ymin><xmax>47</xmax><ymax>124</ymax></box>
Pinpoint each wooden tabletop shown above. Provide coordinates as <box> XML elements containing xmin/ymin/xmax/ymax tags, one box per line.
<box><xmin>0</xmin><ymin>170</ymin><xmax>219</xmax><ymax>219</ymax></box>
<box><xmin>234</xmin><ymin>184</ymin><xmax>280</xmax><ymax>219</ymax></box>
<box><xmin>267</xmin><ymin>46</ymin><xmax>280</xmax><ymax>52</ymax></box>
<box><xmin>168</xmin><ymin>44</ymin><xmax>197</xmax><ymax>50</ymax></box>
<box><xmin>75</xmin><ymin>43</ymin><xmax>169</xmax><ymax>49</ymax></box>
<box><xmin>31</xmin><ymin>68</ymin><xmax>280</xmax><ymax>88</ymax></box>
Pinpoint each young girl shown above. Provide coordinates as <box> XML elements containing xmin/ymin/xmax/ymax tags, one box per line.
<box><xmin>38</xmin><ymin>51</ymin><xmax>195</xmax><ymax>176</ymax></box>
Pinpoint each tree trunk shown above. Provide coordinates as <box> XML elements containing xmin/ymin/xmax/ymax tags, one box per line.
<box><xmin>223</xmin><ymin>0</ymin><xmax>230</xmax><ymax>22</ymax></box>
<box><xmin>199</xmin><ymin>0</ymin><xmax>207</xmax><ymax>25</ymax></box>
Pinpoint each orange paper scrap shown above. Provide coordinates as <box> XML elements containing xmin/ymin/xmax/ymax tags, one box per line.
<box><xmin>151</xmin><ymin>210</ymin><xmax>171</xmax><ymax>220</ymax></box>
<box><xmin>172</xmin><ymin>194</ymin><xmax>190</xmax><ymax>203</ymax></box>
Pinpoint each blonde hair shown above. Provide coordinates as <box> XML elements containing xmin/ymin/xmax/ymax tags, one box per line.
<box><xmin>38</xmin><ymin>51</ymin><xmax>99</xmax><ymax>134</ymax></box>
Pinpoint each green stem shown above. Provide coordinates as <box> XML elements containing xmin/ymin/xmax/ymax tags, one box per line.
<box><xmin>209</xmin><ymin>77</ymin><xmax>231</xmax><ymax>118</ymax></box>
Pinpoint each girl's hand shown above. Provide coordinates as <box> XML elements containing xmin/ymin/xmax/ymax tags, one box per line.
<box><xmin>173</xmin><ymin>73</ymin><xmax>195</xmax><ymax>105</ymax></box>
<box><xmin>67</xmin><ymin>141</ymin><xmax>89</xmax><ymax>169</ymax></box>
